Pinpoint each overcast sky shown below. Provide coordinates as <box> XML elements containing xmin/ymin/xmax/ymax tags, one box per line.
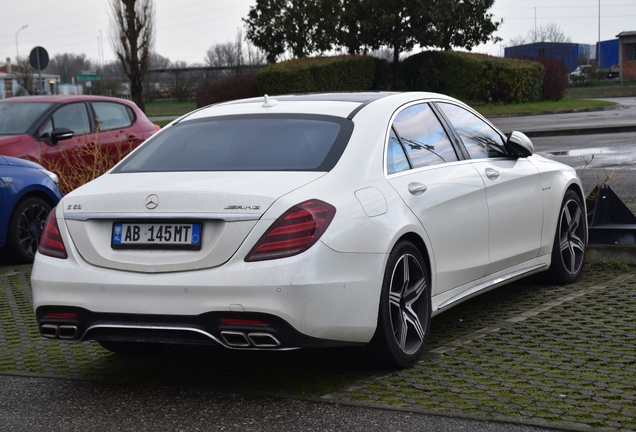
<box><xmin>1</xmin><ymin>0</ymin><xmax>634</xmax><ymax>67</ymax></box>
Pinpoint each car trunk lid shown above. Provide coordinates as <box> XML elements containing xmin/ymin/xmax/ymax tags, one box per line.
<box><xmin>62</xmin><ymin>171</ymin><xmax>324</xmax><ymax>272</ymax></box>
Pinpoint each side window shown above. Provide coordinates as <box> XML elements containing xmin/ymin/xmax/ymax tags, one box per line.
<box><xmin>92</xmin><ymin>102</ymin><xmax>134</xmax><ymax>131</ymax></box>
<box><xmin>387</xmin><ymin>128</ymin><xmax>410</xmax><ymax>174</ymax></box>
<box><xmin>51</xmin><ymin>103</ymin><xmax>90</xmax><ymax>136</ymax></box>
<box><xmin>437</xmin><ymin>102</ymin><xmax>506</xmax><ymax>159</ymax></box>
<box><xmin>392</xmin><ymin>103</ymin><xmax>458</xmax><ymax>168</ymax></box>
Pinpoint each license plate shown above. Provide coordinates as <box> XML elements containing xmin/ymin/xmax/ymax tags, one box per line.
<box><xmin>111</xmin><ymin>222</ymin><xmax>202</xmax><ymax>249</ymax></box>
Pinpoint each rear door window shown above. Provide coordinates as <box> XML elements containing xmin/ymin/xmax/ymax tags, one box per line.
<box><xmin>92</xmin><ymin>102</ymin><xmax>134</xmax><ymax>131</ymax></box>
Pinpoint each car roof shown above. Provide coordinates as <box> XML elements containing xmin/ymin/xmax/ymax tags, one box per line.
<box><xmin>181</xmin><ymin>92</ymin><xmax>452</xmax><ymax>122</ymax></box>
<box><xmin>0</xmin><ymin>95</ymin><xmax>138</xmax><ymax>106</ymax></box>
<box><xmin>221</xmin><ymin>92</ymin><xmax>399</xmax><ymax>105</ymax></box>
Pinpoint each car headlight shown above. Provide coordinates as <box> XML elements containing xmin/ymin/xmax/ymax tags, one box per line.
<box><xmin>39</xmin><ymin>168</ymin><xmax>60</xmax><ymax>186</ymax></box>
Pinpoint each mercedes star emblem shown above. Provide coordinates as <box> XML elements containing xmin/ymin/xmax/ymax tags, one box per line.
<box><xmin>145</xmin><ymin>194</ymin><xmax>159</xmax><ymax>210</ymax></box>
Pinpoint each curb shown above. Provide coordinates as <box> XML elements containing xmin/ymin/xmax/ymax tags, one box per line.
<box><xmin>524</xmin><ymin>124</ymin><xmax>636</xmax><ymax>138</ymax></box>
<box><xmin>586</xmin><ymin>243</ymin><xmax>636</xmax><ymax>264</ymax></box>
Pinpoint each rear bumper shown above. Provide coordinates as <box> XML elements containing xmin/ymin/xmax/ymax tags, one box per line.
<box><xmin>35</xmin><ymin>307</ymin><xmax>364</xmax><ymax>350</ymax></box>
<box><xmin>32</xmin><ymin>241</ymin><xmax>386</xmax><ymax>345</ymax></box>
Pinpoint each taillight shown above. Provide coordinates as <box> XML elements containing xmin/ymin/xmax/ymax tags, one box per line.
<box><xmin>38</xmin><ymin>207</ymin><xmax>68</xmax><ymax>259</ymax></box>
<box><xmin>220</xmin><ymin>318</ymin><xmax>268</xmax><ymax>326</ymax></box>
<box><xmin>44</xmin><ymin>312</ymin><xmax>78</xmax><ymax>319</ymax></box>
<box><xmin>245</xmin><ymin>200</ymin><xmax>336</xmax><ymax>262</ymax></box>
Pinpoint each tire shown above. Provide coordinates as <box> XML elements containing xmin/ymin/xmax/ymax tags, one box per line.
<box><xmin>7</xmin><ymin>197</ymin><xmax>51</xmax><ymax>263</ymax></box>
<box><xmin>97</xmin><ymin>340</ymin><xmax>165</xmax><ymax>356</ymax></box>
<box><xmin>369</xmin><ymin>240</ymin><xmax>431</xmax><ymax>368</ymax></box>
<box><xmin>549</xmin><ymin>190</ymin><xmax>587</xmax><ymax>284</ymax></box>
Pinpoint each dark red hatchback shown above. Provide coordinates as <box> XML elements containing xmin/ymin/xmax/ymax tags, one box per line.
<box><xmin>0</xmin><ymin>95</ymin><xmax>159</xmax><ymax>186</ymax></box>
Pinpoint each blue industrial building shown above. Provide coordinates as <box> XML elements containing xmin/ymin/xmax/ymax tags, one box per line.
<box><xmin>505</xmin><ymin>40</ymin><xmax>619</xmax><ymax>72</ymax></box>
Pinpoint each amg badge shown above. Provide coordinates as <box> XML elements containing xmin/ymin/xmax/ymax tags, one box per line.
<box><xmin>224</xmin><ymin>205</ymin><xmax>261</xmax><ymax>210</ymax></box>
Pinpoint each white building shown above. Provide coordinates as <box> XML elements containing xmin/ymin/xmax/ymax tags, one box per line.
<box><xmin>1</xmin><ymin>58</ymin><xmax>61</xmax><ymax>99</ymax></box>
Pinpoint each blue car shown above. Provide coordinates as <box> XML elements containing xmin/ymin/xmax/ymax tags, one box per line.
<box><xmin>0</xmin><ymin>156</ymin><xmax>63</xmax><ymax>263</ymax></box>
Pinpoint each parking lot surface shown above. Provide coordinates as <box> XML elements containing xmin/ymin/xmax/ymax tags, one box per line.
<box><xmin>1</xmin><ymin>263</ymin><xmax>634</xmax><ymax>431</ymax></box>
<box><xmin>3</xmin><ymin>98</ymin><xmax>636</xmax><ymax>431</ymax></box>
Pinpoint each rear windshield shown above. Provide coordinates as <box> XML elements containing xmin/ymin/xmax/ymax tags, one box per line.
<box><xmin>113</xmin><ymin>114</ymin><xmax>353</xmax><ymax>172</ymax></box>
<box><xmin>0</xmin><ymin>102</ymin><xmax>53</xmax><ymax>135</ymax></box>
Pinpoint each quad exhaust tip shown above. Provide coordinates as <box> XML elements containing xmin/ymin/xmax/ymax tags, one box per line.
<box><xmin>40</xmin><ymin>324</ymin><xmax>79</xmax><ymax>340</ymax></box>
<box><xmin>221</xmin><ymin>331</ymin><xmax>281</xmax><ymax>348</ymax></box>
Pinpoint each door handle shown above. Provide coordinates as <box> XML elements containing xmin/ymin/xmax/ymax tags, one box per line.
<box><xmin>408</xmin><ymin>183</ymin><xmax>427</xmax><ymax>196</ymax></box>
<box><xmin>485</xmin><ymin>168</ymin><xmax>500</xmax><ymax>180</ymax></box>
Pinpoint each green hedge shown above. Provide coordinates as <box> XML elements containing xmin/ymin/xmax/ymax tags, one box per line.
<box><xmin>401</xmin><ymin>51</ymin><xmax>544</xmax><ymax>104</ymax></box>
<box><xmin>256</xmin><ymin>55</ymin><xmax>376</xmax><ymax>95</ymax></box>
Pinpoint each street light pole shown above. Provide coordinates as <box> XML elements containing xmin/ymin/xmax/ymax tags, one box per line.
<box><xmin>598</xmin><ymin>0</ymin><xmax>601</xmax><ymax>70</ymax></box>
<box><xmin>15</xmin><ymin>25</ymin><xmax>28</xmax><ymax>61</ymax></box>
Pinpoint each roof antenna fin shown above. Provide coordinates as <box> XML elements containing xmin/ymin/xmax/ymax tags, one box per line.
<box><xmin>262</xmin><ymin>94</ymin><xmax>278</xmax><ymax>108</ymax></box>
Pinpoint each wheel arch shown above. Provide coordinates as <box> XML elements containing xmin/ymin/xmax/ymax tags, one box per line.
<box><xmin>393</xmin><ymin>232</ymin><xmax>432</xmax><ymax>285</ymax></box>
<box><xmin>12</xmin><ymin>189</ymin><xmax>59</xmax><ymax>212</ymax></box>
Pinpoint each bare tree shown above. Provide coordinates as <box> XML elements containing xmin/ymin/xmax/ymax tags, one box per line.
<box><xmin>14</xmin><ymin>56</ymin><xmax>36</xmax><ymax>95</ymax></box>
<box><xmin>47</xmin><ymin>53</ymin><xmax>93</xmax><ymax>83</ymax></box>
<box><xmin>92</xmin><ymin>60</ymin><xmax>126</xmax><ymax>97</ymax></box>
<box><xmin>205</xmin><ymin>30</ymin><xmax>266</xmax><ymax>78</ymax></box>
<box><xmin>508</xmin><ymin>23</ymin><xmax>571</xmax><ymax>46</ymax></box>
<box><xmin>109</xmin><ymin>0</ymin><xmax>155</xmax><ymax>111</ymax></box>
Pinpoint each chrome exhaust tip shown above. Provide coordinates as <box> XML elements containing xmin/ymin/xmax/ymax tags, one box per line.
<box><xmin>220</xmin><ymin>331</ymin><xmax>250</xmax><ymax>347</ymax></box>
<box><xmin>41</xmin><ymin>324</ymin><xmax>59</xmax><ymax>339</ymax></box>
<box><xmin>248</xmin><ymin>332</ymin><xmax>281</xmax><ymax>348</ymax></box>
<box><xmin>58</xmin><ymin>325</ymin><xmax>79</xmax><ymax>340</ymax></box>
<box><xmin>40</xmin><ymin>324</ymin><xmax>79</xmax><ymax>339</ymax></box>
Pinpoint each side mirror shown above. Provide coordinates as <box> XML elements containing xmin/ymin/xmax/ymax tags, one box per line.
<box><xmin>505</xmin><ymin>131</ymin><xmax>534</xmax><ymax>158</ymax></box>
<box><xmin>50</xmin><ymin>127</ymin><xmax>75</xmax><ymax>143</ymax></box>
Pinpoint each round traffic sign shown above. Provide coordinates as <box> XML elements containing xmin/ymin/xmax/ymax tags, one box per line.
<box><xmin>29</xmin><ymin>46</ymin><xmax>49</xmax><ymax>70</ymax></box>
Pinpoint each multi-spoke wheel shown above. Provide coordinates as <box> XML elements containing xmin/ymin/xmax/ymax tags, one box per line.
<box><xmin>369</xmin><ymin>240</ymin><xmax>431</xmax><ymax>368</ymax></box>
<box><xmin>549</xmin><ymin>190</ymin><xmax>587</xmax><ymax>283</ymax></box>
<box><xmin>7</xmin><ymin>197</ymin><xmax>51</xmax><ymax>263</ymax></box>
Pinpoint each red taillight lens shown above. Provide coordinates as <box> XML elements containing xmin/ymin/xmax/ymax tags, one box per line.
<box><xmin>38</xmin><ymin>207</ymin><xmax>68</xmax><ymax>259</ymax></box>
<box><xmin>220</xmin><ymin>318</ymin><xmax>268</xmax><ymax>326</ymax></box>
<box><xmin>44</xmin><ymin>312</ymin><xmax>78</xmax><ymax>319</ymax></box>
<box><xmin>245</xmin><ymin>200</ymin><xmax>336</xmax><ymax>262</ymax></box>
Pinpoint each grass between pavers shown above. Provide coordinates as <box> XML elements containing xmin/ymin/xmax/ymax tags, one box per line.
<box><xmin>331</xmin><ymin>267</ymin><xmax>636</xmax><ymax>430</ymax></box>
<box><xmin>1</xmin><ymin>263</ymin><xmax>635</xmax><ymax>430</ymax></box>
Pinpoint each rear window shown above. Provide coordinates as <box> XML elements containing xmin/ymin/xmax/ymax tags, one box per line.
<box><xmin>113</xmin><ymin>114</ymin><xmax>353</xmax><ymax>173</ymax></box>
<box><xmin>0</xmin><ymin>102</ymin><xmax>53</xmax><ymax>135</ymax></box>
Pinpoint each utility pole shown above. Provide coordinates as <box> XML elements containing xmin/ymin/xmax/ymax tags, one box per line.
<box><xmin>534</xmin><ymin>7</ymin><xmax>537</xmax><ymax>42</ymax></box>
<box><xmin>598</xmin><ymin>0</ymin><xmax>601</xmax><ymax>73</ymax></box>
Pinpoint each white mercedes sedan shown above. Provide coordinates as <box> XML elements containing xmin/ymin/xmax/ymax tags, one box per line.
<box><xmin>31</xmin><ymin>92</ymin><xmax>587</xmax><ymax>368</ymax></box>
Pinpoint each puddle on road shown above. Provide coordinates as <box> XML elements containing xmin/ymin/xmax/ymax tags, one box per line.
<box><xmin>548</xmin><ymin>147</ymin><xmax>615</xmax><ymax>156</ymax></box>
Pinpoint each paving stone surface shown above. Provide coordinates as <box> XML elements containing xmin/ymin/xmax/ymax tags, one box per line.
<box><xmin>1</xmin><ymin>263</ymin><xmax>635</xmax><ymax>431</ymax></box>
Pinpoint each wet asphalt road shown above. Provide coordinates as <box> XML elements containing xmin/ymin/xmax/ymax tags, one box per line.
<box><xmin>533</xmin><ymin>132</ymin><xmax>636</xmax><ymax>201</ymax></box>
<box><xmin>0</xmin><ymin>375</ymin><xmax>561</xmax><ymax>432</ymax></box>
<box><xmin>489</xmin><ymin>97</ymin><xmax>636</xmax><ymax>201</ymax></box>
<box><xmin>2</xmin><ymin>100</ymin><xmax>635</xmax><ymax>431</ymax></box>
